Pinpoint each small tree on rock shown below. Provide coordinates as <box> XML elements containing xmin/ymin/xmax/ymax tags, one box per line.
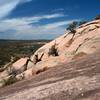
<box><xmin>95</xmin><ymin>14</ymin><xmax>100</xmax><ymax>20</ymax></box>
<box><xmin>79</xmin><ymin>21</ymin><xmax>87</xmax><ymax>26</ymax></box>
<box><xmin>48</xmin><ymin>43</ymin><xmax>59</xmax><ymax>57</ymax></box>
<box><xmin>66</xmin><ymin>21</ymin><xmax>78</xmax><ymax>39</ymax></box>
<box><xmin>66</xmin><ymin>21</ymin><xmax>78</xmax><ymax>33</ymax></box>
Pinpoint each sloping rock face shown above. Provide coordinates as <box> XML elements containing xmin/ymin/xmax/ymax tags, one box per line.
<box><xmin>0</xmin><ymin>20</ymin><xmax>100</xmax><ymax>86</ymax></box>
<box><xmin>0</xmin><ymin>51</ymin><xmax>100</xmax><ymax>100</ymax></box>
<box><xmin>29</xmin><ymin>20</ymin><xmax>100</xmax><ymax>66</ymax></box>
<box><xmin>11</xmin><ymin>58</ymin><xmax>29</xmax><ymax>74</ymax></box>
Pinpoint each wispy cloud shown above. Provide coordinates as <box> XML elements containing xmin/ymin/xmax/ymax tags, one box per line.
<box><xmin>1</xmin><ymin>13</ymin><xmax>65</xmax><ymax>29</ymax></box>
<box><xmin>0</xmin><ymin>0</ymin><xmax>32</xmax><ymax>19</ymax></box>
<box><xmin>0</xmin><ymin>14</ymin><xmax>80</xmax><ymax>39</ymax></box>
<box><xmin>0</xmin><ymin>1</ymin><xmax>19</xmax><ymax>19</ymax></box>
<box><xmin>43</xmin><ymin>20</ymin><xmax>79</xmax><ymax>29</ymax></box>
<box><xmin>22</xmin><ymin>13</ymin><xmax>65</xmax><ymax>22</ymax></box>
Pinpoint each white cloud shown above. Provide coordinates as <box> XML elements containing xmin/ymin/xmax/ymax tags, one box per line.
<box><xmin>0</xmin><ymin>13</ymin><xmax>65</xmax><ymax>31</ymax></box>
<box><xmin>22</xmin><ymin>13</ymin><xmax>65</xmax><ymax>22</ymax></box>
<box><xmin>43</xmin><ymin>19</ymin><xmax>80</xmax><ymax>29</ymax></box>
<box><xmin>0</xmin><ymin>15</ymin><xmax>80</xmax><ymax>39</ymax></box>
<box><xmin>0</xmin><ymin>0</ymin><xmax>32</xmax><ymax>19</ymax></box>
<box><xmin>0</xmin><ymin>1</ymin><xmax>19</xmax><ymax>19</ymax></box>
<box><xmin>41</xmin><ymin>13</ymin><xmax>65</xmax><ymax>19</ymax></box>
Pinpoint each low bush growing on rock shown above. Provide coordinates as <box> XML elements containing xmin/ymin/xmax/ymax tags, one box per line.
<box><xmin>48</xmin><ymin>44</ymin><xmax>59</xmax><ymax>56</ymax></box>
<box><xmin>3</xmin><ymin>75</ymin><xmax>17</xmax><ymax>86</ymax></box>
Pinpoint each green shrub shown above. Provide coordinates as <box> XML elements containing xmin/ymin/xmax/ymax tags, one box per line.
<box><xmin>48</xmin><ymin>44</ymin><xmax>59</xmax><ymax>56</ymax></box>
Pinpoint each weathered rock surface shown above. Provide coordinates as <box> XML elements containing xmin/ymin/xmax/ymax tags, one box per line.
<box><xmin>0</xmin><ymin>51</ymin><xmax>100</xmax><ymax>100</ymax></box>
<box><xmin>11</xmin><ymin>57</ymin><xmax>29</xmax><ymax>74</ymax></box>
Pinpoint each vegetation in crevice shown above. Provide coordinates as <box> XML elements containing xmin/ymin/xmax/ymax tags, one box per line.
<box><xmin>48</xmin><ymin>42</ymin><xmax>59</xmax><ymax>57</ymax></box>
<box><xmin>2</xmin><ymin>75</ymin><xmax>17</xmax><ymax>86</ymax></box>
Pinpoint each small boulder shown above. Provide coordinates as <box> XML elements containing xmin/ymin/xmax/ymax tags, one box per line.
<box><xmin>11</xmin><ymin>58</ymin><xmax>29</xmax><ymax>75</ymax></box>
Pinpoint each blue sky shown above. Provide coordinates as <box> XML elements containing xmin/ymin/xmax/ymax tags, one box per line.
<box><xmin>0</xmin><ymin>0</ymin><xmax>99</xmax><ymax>40</ymax></box>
